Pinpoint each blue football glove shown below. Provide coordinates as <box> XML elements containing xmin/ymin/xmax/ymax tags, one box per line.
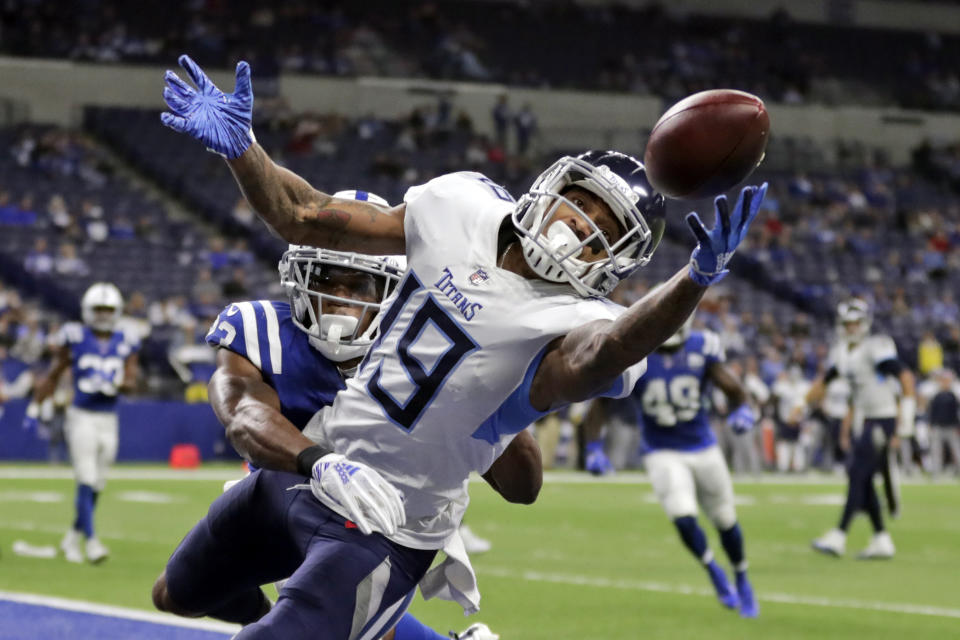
<box><xmin>585</xmin><ymin>439</ymin><xmax>614</xmax><ymax>476</ymax></box>
<box><xmin>726</xmin><ymin>403</ymin><xmax>756</xmax><ymax>434</ymax></box>
<box><xmin>686</xmin><ymin>183</ymin><xmax>767</xmax><ymax>286</ymax></box>
<box><xmin>161</xmin><ymin>54</ymin><xmax>255</xmax><ymax>159</ymax></box>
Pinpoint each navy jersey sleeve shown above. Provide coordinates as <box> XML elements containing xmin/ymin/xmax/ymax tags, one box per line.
<box><xmin>205</xmin><ymin>301</ymin><xmax>285</xmax><ymax>375</ymax></box>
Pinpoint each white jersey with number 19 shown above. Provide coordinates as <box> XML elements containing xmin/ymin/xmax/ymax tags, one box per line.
<box><xmin>305</xmin><ymin>172</ymin><xmax>646</xmax><ymax>549</ymax></box>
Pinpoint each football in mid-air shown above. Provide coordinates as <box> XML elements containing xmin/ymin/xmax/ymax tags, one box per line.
<box><xmin>643</xmin><ymin>89</ymin><xmax>770</xmax><ymax>200</ymax></box>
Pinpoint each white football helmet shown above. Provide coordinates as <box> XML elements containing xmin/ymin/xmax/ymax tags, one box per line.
<box><xmin>279</xmin><ymin>190</ymin><xmax>404</xmax><ymax>365</ymax></box>
<box><xmin>81</xmin><ymin>282</ymin><xmax>123</xmax><ymax>332</ymax></box>
<box><xmin>837</xmin><ymin>298</ymin><xmax>871</xmax><ymax>344</ymax></box>
<box><xmin>512</xmin><ymin>150</ymin><xmax>665</xmax><ymax>297</ymax></box>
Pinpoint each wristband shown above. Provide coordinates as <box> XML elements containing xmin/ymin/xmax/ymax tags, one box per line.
<box><xmin>296</xmin><ymin>444</ymin><xmax>329</xmax><ymax>477</ymax></box>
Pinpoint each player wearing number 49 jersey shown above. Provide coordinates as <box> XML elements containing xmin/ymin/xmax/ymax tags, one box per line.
<box><xmin>585</xmin><ymin>316</ymin><xmax>760</xmax><ymax>618</ymax></box>
<box><xmin>25</xmin><ymin>282</ymin><xmax>140</xmax><ymax>565</ymax></box>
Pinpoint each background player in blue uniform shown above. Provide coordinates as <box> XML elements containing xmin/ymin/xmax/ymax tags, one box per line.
<box><xmin>152</xmin><ymin>194</ymin><xmax>520</xmax><ymax>640</ymax></box>
<box><xmin>25</xmin><ymin>282</ymin><xmax>139</xmax><ymax>564</ymax></box>
<box><xmin>585</xmin><ymin>317</ymin><xmax>760</xmax><ymax>618</ymax></box>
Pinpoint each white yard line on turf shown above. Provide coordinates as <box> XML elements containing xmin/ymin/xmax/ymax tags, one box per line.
<box><xmin>0</xmin><ymin>590</ymin><xmax>239</xmax><ymax>633</ymax></box>
<box><xmin>478</xmin><ymin>566</ymin><xmax>960</xmax><ymax>619</ymax></box>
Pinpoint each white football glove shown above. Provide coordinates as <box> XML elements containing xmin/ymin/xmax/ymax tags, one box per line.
<box><xmin>310</xmin><ymin>453</ymin><xmax>406</xmax><ymax>536</ymax></box>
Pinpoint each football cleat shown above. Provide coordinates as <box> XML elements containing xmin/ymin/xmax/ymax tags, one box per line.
<box><xmin>706</xmin><ymin>561</ymin><xmax>739</xmax><ymax>610</ymax></box>
<box><xmin>811</xmin><ymin>528</ymin><xmax>846</xmax><ymax>557</ymax></box>
<box><xmin>61</xmin><ymin>529</ymin><xmax>84</xmax><ymax>564</ymax></box>
<box><xmin>459</xmin><ymin>525</ymin><xmax>492</xmax><ymax>555</ymax></box>
<box><xmin>85</xmin><ymin>537</ymin><xmax>110</xmax><ymax>564</ymax></box>
<box><xmin>450</xmin><ymin>623</ymin><xmax>500</xmax><ymax>640</ymax></box>
<box><xmin>736</xmin><ymin>573</ymin><xmax>759</xmax><ymax>618</ymax></box>
<box><xmin>857</xmin><ymin>532</ymin><xmax>895</xmax><ymax>560</ymax></box>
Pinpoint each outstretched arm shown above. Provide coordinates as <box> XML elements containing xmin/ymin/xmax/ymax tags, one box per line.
<box><xmin>531</xmin><ymin>265</ymin><xmax>705</xmax><ymax>410</ymax></box>
<box><xmin>208</xmin><ymin>348</ymin><xmax>317</xmax><ymax>472</ymax></box>
<box><xmin>225</xmin><ymin>145</ymin><xmax>406</xmax><ymax>253</ymax></box>
<box><xmin>530</xmin><ymin>183</ymin><xmax>765</xmax><ymax>411</ymax></box>
<box><xmin>161</xmin><ymin>55</ymin><xmax>405</xmax><ymax>253</ymax></box>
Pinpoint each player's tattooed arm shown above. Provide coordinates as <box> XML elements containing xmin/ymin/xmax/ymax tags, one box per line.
<box><xmin>209</xmin><ymin>349</ymin><xmax>317</xmax><ymax>473</ymax></box>
<box><xmin>531</xmin><ymin>265</ymin><xmax>705</xmax><ymax>410</ymax></box>
<box><xmin>482</xmin><ymin>430</ymin><xmax>542</xmax><ymax>505</ymax></box>
<box><xmin>31</xmin><ymin>345</ymin><xmax>71</xmax><ymax>403</ymax></box>
<box><xmin>707</xmin><ymin>362</ymin><xmax>747</xmax><ymax>407</ymax></box>
<box><xmin>226</xmin><ymin>144</ymin><xmax>406</xmax><ymax>254</ymax></box>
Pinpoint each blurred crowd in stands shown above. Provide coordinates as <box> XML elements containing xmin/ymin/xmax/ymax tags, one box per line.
<box><xmin>2</xmin><ymin>0</ymin><xmax>960</xmax><ymax>111</ymax></box>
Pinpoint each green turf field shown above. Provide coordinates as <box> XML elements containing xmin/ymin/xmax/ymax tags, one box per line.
<box><xmin>1</xmin><ymin>465</ymin><xmax>958</xmax><ymax>639</ymax></box>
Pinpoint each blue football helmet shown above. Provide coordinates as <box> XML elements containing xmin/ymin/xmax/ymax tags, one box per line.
<box><xmin>512</xmin><ymin>150</ymin><xmax>665</xmax><ymax>297</ymax></box>
<box><xmin>279</xmin><ymin>190</ymin><xmax>405</xmax><ymax>363</ymax></box>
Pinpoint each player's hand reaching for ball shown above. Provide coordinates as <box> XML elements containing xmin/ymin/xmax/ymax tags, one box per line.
<box><xmin>686</xmin><ymin>183</ymin><xmax>767</xmax><ymax>286</ymax></box>
<box><xmin>161</xmin><ymin>54</ymin><xmax>255</xmax><ymax>159</ymax></box>
<box><xmin>309</xmin><ymin>453</ymin><xmax>406</xmax><ymax>536</ymax></box>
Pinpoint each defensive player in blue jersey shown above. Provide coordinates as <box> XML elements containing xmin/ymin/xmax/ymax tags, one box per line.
<box><xmin>159</xmin><ymin>55</ymin><xmax>765</xmax><ymax>639</ymax></box>
<box><xmin>585</xmin><ymin>317</ymin><xmax>760</xmax><ymax>618</ymax></box>
<box><xmin>25</xmin><ymin>282</ymin><xmax>140</xmax><ymax>564</ymax></box>
<box><xmin>152</xmin><ymin>192</ymin><xmax>514</xmax><ymax>640</ymax></box>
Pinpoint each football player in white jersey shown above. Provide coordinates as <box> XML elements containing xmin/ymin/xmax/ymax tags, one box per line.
<box><xmin>807</xmin><ymin>299</ymin><xmax>916</xmax><ymax>559</ymax></box>
<box><xmin>25</xmin><ymin>282</ymin><xmax>139</xmax><ymax>564</ymax></box>
<box><xmin>153</xmin><ymin>191</ymin><xmax>514</xmax><ymax>640</ymax></box>
<box><xmin>160</xmin><ymin>55</ymin><xmax>766</xmax><ymax>639</ymax></box>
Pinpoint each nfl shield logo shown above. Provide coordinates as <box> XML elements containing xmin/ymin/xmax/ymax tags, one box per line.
<box><xmin>469</xmin><ymin>268</ymin><xmax>489</xmax><ymax>285</ymax></box>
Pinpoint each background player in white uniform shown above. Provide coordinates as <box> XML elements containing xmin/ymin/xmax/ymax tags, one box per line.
<box><xmin>160</xmin><ymin>54</ymin><xmax>766</xmax><ymax>639</ymax></box>
<box><xmin>25</xmin><ymin>282</ymin><xmax>139</xmax><ymax>564</ymax></box>
<box><xmin>584</xmin><ymin>318</ymin><xmax>760</xmax><ymax>618</ymax></box>
<box><xmin>808</xmin><ymin>299</ymin><xmax>916</xmax><ymax>559</ymax></box>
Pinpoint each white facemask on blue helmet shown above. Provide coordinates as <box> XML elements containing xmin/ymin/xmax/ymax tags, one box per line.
<box><xmin>81</xmin><ymin>282</ymin><xmax>123</xmax><ymax>332</ymax></box>
<box><xmin>512</xmin><ymin>150</ymin><xmax>665</xmax><ymax>297</ymax></box>
<box><xmin>278</xmin><ymin>190</ymin><xmax>405</xmax><ymax>365</ymax></box>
